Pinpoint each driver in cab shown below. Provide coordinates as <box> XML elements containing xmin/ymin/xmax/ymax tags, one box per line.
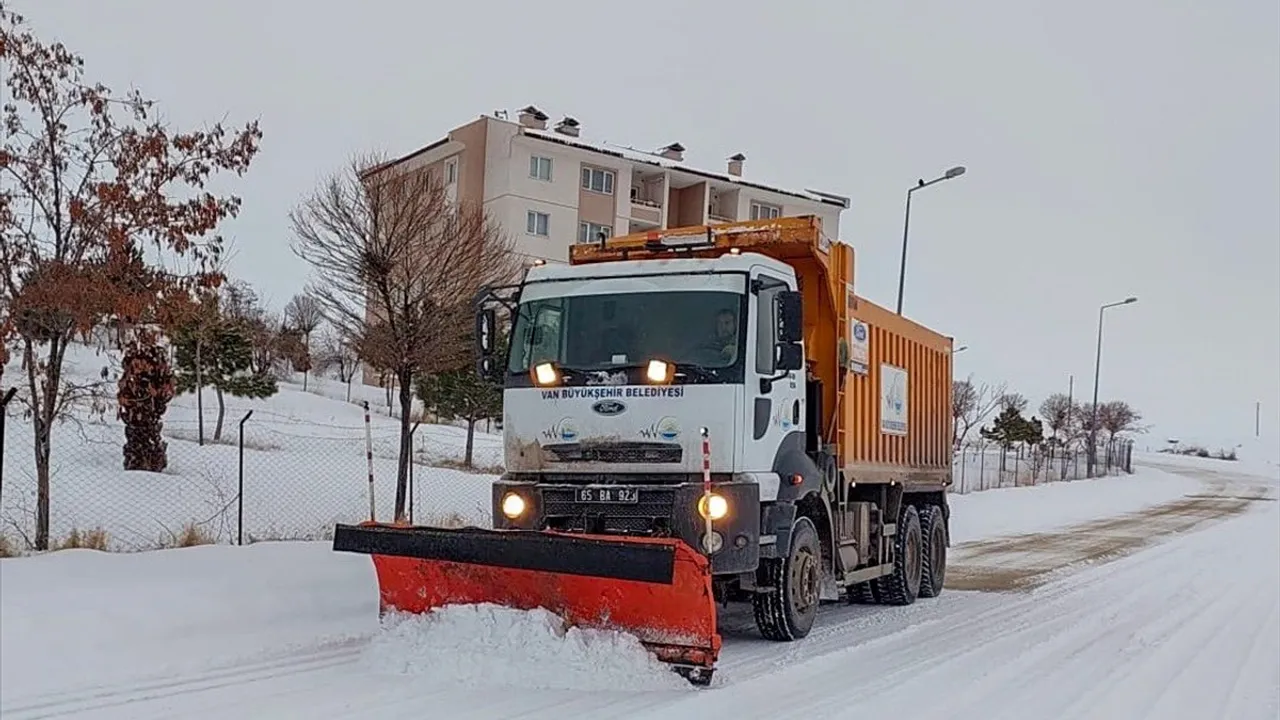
<box><xmin>695</xmin><ymin>308</ymin><xmax>739</xmax><ymax>365</ymax></box>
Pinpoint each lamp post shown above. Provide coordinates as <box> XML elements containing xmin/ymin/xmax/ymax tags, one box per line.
<box><xmin>895</xmin><ymin>165</ymin><xmax>966</xmax><ymax>315</ymax></box>
<box><xmin>1088</xmin><ymin>296</ymin><xmax>1138</xmax><ymax>477</ymax></box>
<box><xmin>952</xmin><ymin>345</ymin><xmax>969</xmax><ymax>354</ymax></box>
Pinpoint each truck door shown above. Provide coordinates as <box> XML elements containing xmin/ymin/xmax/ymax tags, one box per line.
<box><xmin>742</xmin><ymin>267</ymin><xmax>805</xmax><ymax>474</ymax></box>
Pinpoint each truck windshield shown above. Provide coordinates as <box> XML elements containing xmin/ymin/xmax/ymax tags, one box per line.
<box><xmin>506</xmin><ymin>290</ymin><xmax>746</xmax><ymax>383</ymax></box>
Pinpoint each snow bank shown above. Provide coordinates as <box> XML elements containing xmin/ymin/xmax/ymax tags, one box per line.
<box><xmin>0</xmin><ymin>541</ymin><xmax>377</xmax><ymax>701</ymax></box>
<box><xmin>363</xmin><ymin>605</ymin><xmax>690</xmax><ymax>692</ymax></box>
<box><xmin>947</xmin><ymin>466</ymin><xmax>1200</xmax><ymax>543</ymax></box>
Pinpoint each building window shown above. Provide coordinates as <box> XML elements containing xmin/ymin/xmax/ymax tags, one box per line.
<box><xmin>578</xmin><ymin>221</ymin><xmax>612</xmax><ymax>244</ymax></box>
<box><xmin>526</xmin><ymin>210</ymin><xmax>550</xmax><ymax>237</ymax></box>
<box><xmin>750</xmin><ymin>202</ymin><xmax>781</xmax><ymax>220</ymax></box>
<box><xmin>445</xmin><ymin>159</ymin><xmax>458</xmax><ymax>185</ymax></box>
<box><xmin>530</xmin><ymin>155</ymin><xmax>553</xmax><ymax>181</ymax></box>
<box><xmin>580</xmin><ymin>166</ymin><xmax>615</xmax><ymax>195</ymax></box>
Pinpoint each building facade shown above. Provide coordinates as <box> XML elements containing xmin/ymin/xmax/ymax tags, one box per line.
<box><xmin>373</xmin><ymin>105</ymin><xmax>850</xmax><ymax>267</ymax></box>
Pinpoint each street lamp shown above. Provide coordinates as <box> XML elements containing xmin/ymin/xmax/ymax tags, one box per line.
<box><xmin>895</xmin><ymin>165</ymin><xmax>967</xmax><ymax>315</ymax></box>
<box><xmin>1088</xmin><ymin>296</ymin><xmax>1137</xmax><ymax>477</ymax></box>
<box><xmin>952</xmin><ymin>345</ymin><xmax>969</xmax><ymax>354</ymax></box>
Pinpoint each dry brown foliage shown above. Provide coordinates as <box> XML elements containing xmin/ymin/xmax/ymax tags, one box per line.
<box><xmin>0</xmin><ymin>4</ymin><xmax>262</xmax><ymax>549</ymax></box>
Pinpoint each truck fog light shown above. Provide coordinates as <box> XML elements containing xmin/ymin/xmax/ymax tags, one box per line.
<box><xmin>501</xmin><ymin>492</ymin><xmax>527</xmax><ymax>519</ymax></box>
<box><xmin>698</xmin><ymin>493</ymin><xmax>729</xmax><ymax>521</ymax></box>
<box><xmin>646</xmin><ymin>359</ymin><xmax>672</xmax><ymax>383</ymax></box>
<box><xmin>702</xmin><ymin>531</ymin><xmax>724</xmax><ymax>553</ymax></box>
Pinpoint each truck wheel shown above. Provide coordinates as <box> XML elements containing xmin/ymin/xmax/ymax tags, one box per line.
<box><xmin>753</xmin><ymin>516</ymin><xmax>821</xmax><ymax>641</ymax></box>
<box><xmin>918</xmin><ymin>504</ymin><xmax>947</xmax><ymax>599</ymax></box>
<box><xmin>846</xmin><ymin>581</ymin><xmax>879</xmax><ymax>604</ymax></box>
<box><xmin>872</xmin><ymin>504</ymin><xmax>922</xmax><ymax>605</ymax></box>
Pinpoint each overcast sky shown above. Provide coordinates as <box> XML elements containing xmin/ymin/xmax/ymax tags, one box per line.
<box><xmin>14</xmin><ymin>0</ymin><xmax>1280</xmax><ymax>458</ymax></box>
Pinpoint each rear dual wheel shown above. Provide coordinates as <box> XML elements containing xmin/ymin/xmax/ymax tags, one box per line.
<box><xmin>871</xmin><ymin>502</ymin><xmax>947</xmax><ymax>605</ymax></box>
<box><xmin>753</xmin><ymin>516</ymin><xmax>821</xmax><ymax>641</ymax></box>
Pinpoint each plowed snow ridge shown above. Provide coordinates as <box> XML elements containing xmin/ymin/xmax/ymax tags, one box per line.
<box><xmin>361</xmin><ymin>605</ymin><xmax>690</xmax><ymax>692</ymax></box>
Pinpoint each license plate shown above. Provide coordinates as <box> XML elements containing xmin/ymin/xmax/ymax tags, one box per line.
<box><xmin>576</xmin><ymin>487</ymin><xmax>639</xmax><ymax>504</ymax></box>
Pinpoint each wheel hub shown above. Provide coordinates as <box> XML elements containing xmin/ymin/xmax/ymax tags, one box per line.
<box><xmin>791</xmin><ymin>550</ymin><xmax>818</xmax><ymax>612</ymax></box>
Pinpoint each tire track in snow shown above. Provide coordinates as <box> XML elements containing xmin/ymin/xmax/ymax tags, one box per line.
<box><xmin>0</xmin><ymin>643</ymin><xmax>364</xmax><ymax>720</ymax></box>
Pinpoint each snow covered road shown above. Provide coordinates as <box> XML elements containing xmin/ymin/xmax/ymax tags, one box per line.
<box><xmin>2</xmin><ymin>463</ymin><xmax>1276</xmax><ymax>720</ymax></box>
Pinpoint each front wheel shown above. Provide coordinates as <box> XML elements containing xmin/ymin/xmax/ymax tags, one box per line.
<box><xmin>753</xmin><ymin>516</ymin><xmax>822</xmax><ymax>641</ymax></box>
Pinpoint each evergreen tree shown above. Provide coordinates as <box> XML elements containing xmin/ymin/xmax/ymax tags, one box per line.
<box><xmin>416</xmin><ymin>328</ymin><xmax>505</xmax><ymax>468</ymax></box>
<box><xmin>979</xmin><ymin>405</ymin><xmax>1045</xmax><ymax>449</ymax></box>
<box><xmin>417</xmin><ymin>367</ymin><xmax>501</xmax><ymax>468</ymax></box>
<box><xmin>172</xmin><ymin>319</ymin><xmax>277</xmax><ymax>442</ymax></box>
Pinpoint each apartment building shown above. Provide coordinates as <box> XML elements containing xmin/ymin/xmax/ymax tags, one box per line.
<box><xmin>372</xmin><ymin>105</ymin><xmax>850</xmax><ymax>266</ymax></box>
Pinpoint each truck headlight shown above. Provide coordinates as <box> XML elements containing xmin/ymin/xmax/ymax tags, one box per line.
<box><xmin>646</xmin><ymin>359</ymin><xmax>672</xmax><ymax>383</ymax></box>
<box><xmin>532</xmin><ymin>363</ymin><xmax>558</xmax><ymax>386</ymax></box>
<box><xmin>501</xmin><ymin>492</ymin><xmax>527</xmax><ymax>519</ymax></box>
<box><xmin>698</xmin><ymin>493</ymin><xmax>729</xmax><ymax>521</ymax></box>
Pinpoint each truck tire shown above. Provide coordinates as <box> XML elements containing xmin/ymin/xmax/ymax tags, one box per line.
<box><xmin>753</xmin><ymin>516</ymin><xmax>821</xmax><ymax>641</ymax></box>
<box><xmin>918</xmin><ymin>504</ymin><xmax>947</xmax><ymax>599</ymax></box>
<box><xmin>871</xmin><ymin>503</ymin><xmax>922</xmax><ymax>605</ymax></box>
<box><xmin>846</xmin><ymin>581</ymin><xmax>878</xmax><ymax>604</ymax></box>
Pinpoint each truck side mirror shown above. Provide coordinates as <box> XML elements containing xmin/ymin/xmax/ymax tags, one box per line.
<box><xmin>477</xmin><ymin>308</ymin><xmax>496</xmax><ymax>355</ymax></box>
<box><xmin>477</xmin><ymin>355</ymin><xmax>501</xmax><ymax>382</ymax></box>
<box><xmin>775</xmin><ymin>342</ymin><xmax>803</xmax><ymax>372</ymax></box>
<box><xmin>775</xmin><ymin>291</ymin><xmax>803</xmax><ymax>344</ymax></box>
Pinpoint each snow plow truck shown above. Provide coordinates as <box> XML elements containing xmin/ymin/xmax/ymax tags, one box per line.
<box><xmin>333</xmin><ymin>215</ymin><xmax>955</xmax><ymax>686</ymax></box>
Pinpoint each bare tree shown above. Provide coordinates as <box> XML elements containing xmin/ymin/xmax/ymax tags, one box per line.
<box><xmin>315</xmin><ymin>327</ymin><xmax>360</xmax><ymax>387</ymax></box>
<box><xmin>284</xmin><ymin>293</ymin><xmax>323</xmax><ymax>389</ymax></box>
<box><xmin>289</xmin><ymin>153</ymin><xmax>520</xmax><ymax>520</ymax></box>
<box><xmin>952</xmin><ymin>375</ymin><xmax>1008</xmax><ymax>449</ymax></box>
<box><xmin>999</xmin><ymin>392</ymin><xmax>1029</xmax><ymax>414</ymax></box>
<box><xmin>0</xmin><ymin>5</ymin><xmax>261</xmax><ymax>549</ymax></box>
<box><xmin>1039</xmin><ymin>393</ymin><xmax>1074</xmax><ymax>444</ymax></box>
<box><xmin>1097</xmin><ymin>400</ymin><xmax>1145</xmax><ymax>443</ymax></box>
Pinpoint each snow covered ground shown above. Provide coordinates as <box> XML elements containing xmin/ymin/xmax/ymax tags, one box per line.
<box><xmin>2</xmin><ymin>458</ymin><xmax>1275</xmax><ymax>719</ymax></box>
<box><xmin>1</xmin><ymin>342</ymin><xmax>503</xmax><ymax>550</ymax></box>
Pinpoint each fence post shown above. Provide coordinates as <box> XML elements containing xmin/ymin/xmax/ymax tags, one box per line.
<box><xmin>1</xmin><ymin>388</ymin><xmax>16</xmax><ymax>508</ymax></box>
<box><xmin>363</xmin><ymin>401</ymin><xmax>375</xmax><ymax>522</ymax></box>
<box><xmin>408</xmin><ymin>421</ymin><xmax>421</xmax><ymax>524</ymax></box>
<box><xmin>237</xmin><ymin>410</ymin><xmax>254</xmax><ymax>546</ymax></box>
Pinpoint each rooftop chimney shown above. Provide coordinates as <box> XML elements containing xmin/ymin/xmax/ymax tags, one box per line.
<box><xmin>517</xmin><ymin>105</ymin><xmax>548</xmax><ymax>130</ymax></box>
<box><xmin>727</xmin><ymin>153</ymin><xmax>746</xmax><ymax>177</ymax></box>
<box><xmin>554</xmin><ymin>116</ymin><xmax>580</xmax><ymax>137</ymax></box>
<box><xmin>658</xmin><ymin>142</ymin><xmax>685</xmax><ymax>162</ymax></box>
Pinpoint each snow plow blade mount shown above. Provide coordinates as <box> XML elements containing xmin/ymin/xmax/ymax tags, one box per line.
<box><xmin>332</xmin><ymin>522</ymin><xmax>721</xmax><ymax>684</ymax></box>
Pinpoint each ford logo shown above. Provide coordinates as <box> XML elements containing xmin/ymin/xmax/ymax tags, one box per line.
<box><xmin>592</xmin><ymin>400</ymin><xmax>627</xmax><ymax>416</ymax></box>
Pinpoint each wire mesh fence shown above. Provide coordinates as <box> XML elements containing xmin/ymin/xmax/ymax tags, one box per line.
<box><xmin>0</xmin><ymin>401</ymin><xmax>503</xmax><ymax>553</ymax></box>
<box><xmin>1</xmin><ymin>389</ymin><xmax>1135</xmax><ymax>553</ymax></box>
<box><xmin>950</xmin><ymin>438</ymin><xmax>1135</xmax><ymax>495</ymax></box>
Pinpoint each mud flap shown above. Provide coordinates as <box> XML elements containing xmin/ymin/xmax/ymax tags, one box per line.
<box><xmin>333</xmin><ymin>522</ymin><xmax>721</xmax><ymax>679</ymax></box>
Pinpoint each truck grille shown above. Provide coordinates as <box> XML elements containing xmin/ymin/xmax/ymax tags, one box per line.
<box><xmin>541</xmin><ymin>486</ymin><xmax>677</xmax><ymax>535</ymax></box>
<box><xmin>541</xmin><ymin>442</ymin><xmax>682</xmax><ymax>464</ymax></box>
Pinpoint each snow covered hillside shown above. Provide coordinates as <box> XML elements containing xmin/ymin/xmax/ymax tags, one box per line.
<box><xmin>1</xmin><ymin>459</ymin><xmax>1273</xmax><ymax>719</ymax></box>
<box><xmin>1</xmin><ymin>342</ymin><xmax>503</xmax><ymax>552</ymax></box>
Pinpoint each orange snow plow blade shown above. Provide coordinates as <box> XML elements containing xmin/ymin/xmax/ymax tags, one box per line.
<box><xmin>332</xmin><ymin>521</ymin><xmax>721</xmax><ymax>683</ymax></box>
